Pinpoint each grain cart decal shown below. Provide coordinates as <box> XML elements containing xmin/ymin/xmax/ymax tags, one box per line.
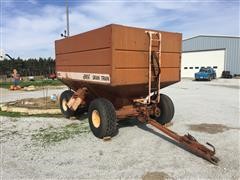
<box><xmin>57</xmin><ymin>71</ymin><xmax>110</xmax><ymax>84</ymax></box>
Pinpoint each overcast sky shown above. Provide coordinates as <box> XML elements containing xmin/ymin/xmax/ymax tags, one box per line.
<box><xmin>0</xmin><ymin>0</ymin><xmax>239</xmax><ymax>59</ymax></box>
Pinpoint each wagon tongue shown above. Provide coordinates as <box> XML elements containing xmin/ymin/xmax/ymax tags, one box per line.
<box><xmin>147</xmin><ymin>119</ymin><xmax>220</xmax><ymax>165</ymax></box>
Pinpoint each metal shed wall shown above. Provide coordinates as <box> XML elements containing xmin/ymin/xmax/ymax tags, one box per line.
<box><xmin>182</xmin><ymin>36</ymin><xmax>240</xmax><ymax>75</ymax></box>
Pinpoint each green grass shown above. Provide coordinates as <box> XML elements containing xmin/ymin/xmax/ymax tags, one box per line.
<box><xmin>0</xmin><ymin>110</ymin><xmax>63</xmax><ymax>118</ymax></box>
<box><xmin>0</xmin><ymin>79</ymin><xmax>63</xmax><ymax>89</ymax></box>
<box><xmin>31</xmin><ymin>123</ymin><xmax>90</xmax><ymax>146</ymax></box>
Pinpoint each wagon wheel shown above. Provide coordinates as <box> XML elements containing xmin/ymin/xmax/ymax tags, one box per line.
<box><xmin>60</xmin><ymin>90</ymin><xmax>89</xmax><ymax>118</ymax></box>
<box><xmin>88</xmin><ymin>98</ymin><xmax>117</xmax><ymax>138</ymax></box>
<box><xmin>150</xmin><ymin>94</ymin><xmax>175</xmax><ymax>125</ymax></box>
<box><xmin>59</xmin><ymin>90</ymin><xmax>75</xmax><ymax>118</ymax></box>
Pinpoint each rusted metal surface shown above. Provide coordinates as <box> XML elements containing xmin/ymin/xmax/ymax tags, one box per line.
<box><xmin>147</xmin><ymin>119</ymin><xmax>219</xmax><ymax>165</ymax></box>
<box><xmin>145</xmin><ymin>31</ymin><xmax>162</xmax><ymax>104</ymax></box>
<box><xmin>111</xmin><ymin>24</ymin><xmax>181</xmax><ymax>52</ymax></box>
<box><xmin>116</xmin><ymin>105</ymin><xmax>139</xmax><ymax>119</ymax></box>
<box><xmin>115</xmin><ymin>102</ymin><xmax>219</xmax><ymax>165</ymax></box>
<box><xmin>146</xmin><ymin>31</ymin><xmax>153</xmax><ymax>104</ymax></box>
<box><xmin>114</xmin><ymin>52</ymin><xmax>180</xmax><ymax>68</ymax></box>
<box><xmin>157</xmin><ymin>33</ymin><xmax>162</xmax><ymax>104</ymax></box>
<box><xmin>56</xmin><ymin>48</ymin><xmax>111</xmax><ymax>66</ymax></box>
<box><xmin>55</xmin><ymin>24</ymin><xmax>182</xmax><ymax>107</ymax></box>
<box><xmin>111</xmin><ymin>24</ymin><xmax>181</xmax><ymax>86</ymax></box>
<box><xmin>67</xmin><ymin>88</ymin><xmax>88</xmax><ymax>111</ymax></box>
<box><xmin>55</xmin><ymin>26</ymin><xmax>112</xmax><ymax>55</ymax></box>
<box><xmin>60</xmin><ymin>79</ymin><xmax>178</xmax><ymax>110</ymax></box>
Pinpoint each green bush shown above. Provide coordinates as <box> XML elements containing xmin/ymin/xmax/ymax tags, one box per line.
<box><xmin>0</xmin><ymin>79</ymin><xmax>63</xmax><ymax>89</ymax></box>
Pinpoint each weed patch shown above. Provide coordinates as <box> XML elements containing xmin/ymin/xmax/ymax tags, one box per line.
<box><xmin>0</xmin><ymin>110</ymin><xmax>62</xmax><ymax>118</ymax></box>
<box><xmin>31</xmin><ymin>123</ymin><xmax>90</xmax><ymax>146</ymax></box>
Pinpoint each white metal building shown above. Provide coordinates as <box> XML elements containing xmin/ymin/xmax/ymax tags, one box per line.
<box><xmin>181</xmin><ymin>35</ymin><xmax>240</xmax><ymax>78</ymax></box>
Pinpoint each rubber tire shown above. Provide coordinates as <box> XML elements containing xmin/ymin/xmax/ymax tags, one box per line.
<box><xmin>59</xmin><ymin>90</ymin><xmax>75</xmax><ymax>118</ymax></box>
<box><xmin>152</xmin><ymin>94</ymin><xmax>175</xmax><ymax>125</ymax></box>
<box><xmin>75</xmin><ymin>105</ymin><xmax>88</xmax><ymax>116</ymax></box>
<box><xmin>88</xmin><ymin>98</ymin><xmax>117</xmax><ymax>138</ymax></box>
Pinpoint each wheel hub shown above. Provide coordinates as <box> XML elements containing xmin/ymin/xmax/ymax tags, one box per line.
<box><xmin>155</xmin><ymin>107</ymin><xmax>161</xmax><ymax>117</ymax></box>
<box><xmin>92</xmin><ymin>110</ymin><xmax>101</xmax><ymax>128</ymax></box>
<box><xmin>62</xmin><ymin>99</ymin><xmax>68</xmax><ymax>111</ymax></box>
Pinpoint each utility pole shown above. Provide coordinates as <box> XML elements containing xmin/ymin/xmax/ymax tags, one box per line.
<box><xmin>66</xmin><ymin>0</ymin><xmax>70</xmax><ymax>37</ymax></box>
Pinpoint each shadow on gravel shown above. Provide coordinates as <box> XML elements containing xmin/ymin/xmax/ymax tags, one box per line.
<box><xmin>117</xmin><ymin>118</ymin><xmax>140</xmax><ymax>128</ymax></box>
<box><xmin>74</xmin><ymin>113</ymin><xmax>88</xmax><ymax>121</ymax></box>
<box><xmin>118</xmin><ymin>118</ymin><xmax>180</xmax><ymax>148</ymax></box>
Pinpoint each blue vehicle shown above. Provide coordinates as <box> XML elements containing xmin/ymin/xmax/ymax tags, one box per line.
<box><xmin>195</xmin><ymin>67</ymin><xmax>216</xmax><ymax>81</ymax></box>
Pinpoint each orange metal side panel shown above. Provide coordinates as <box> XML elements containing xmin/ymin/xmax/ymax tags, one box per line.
<box><xmin>161</xmin><ymin>68</ymin><xmax>181</xmax><ymax>82</ymax></box>
<box><xmin>161</xmin><ymin>53</ymin><xmax>181</xmax><ymax>68</ymax></box>
<box><xmin>55</xmin><ymin>24</ymin><xmax>182</xmax><ymax>91</ymax></box>
<box><xmin>55</xmin><ymin>25</ymin><xmax>113</xmax><ymax>84</ymax></box>
<box><xmin>56</xmin><ymin>48</ymin><xmax>111</xmax><ymax>66</ymax></box>
<box><xmin>113</xmin><ymin>68</ymin><xmax>179</xmax><ymax>86</ymax></box>
<box><xmin>111</xmin><ymin>24</ymin><xmax>182</xmax><ymax>86</ymax></box>
<box><xmin>111</xmin><ymin>24</ymin><xmax>181</xmax><ymax>52</ymax></box>
<box><xmin>114</xmin><ymin>69</ymin><xmax>148</xmax><ymax>85</ymax></box>
<box><xmin>55</xmin><ymin>25</ymin><xmax>112</xmax><ymax>55</ymax></box>
<box><xmin>114</xmin><ymin>51</ymin><xmax>181</xmax><ymax>68</ymax></box>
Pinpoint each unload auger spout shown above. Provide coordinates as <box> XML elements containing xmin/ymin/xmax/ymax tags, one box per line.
<box><xmin>147</xmin><ymin>118</ymin><xmax>220</xmax><ymax>165</ymax></box>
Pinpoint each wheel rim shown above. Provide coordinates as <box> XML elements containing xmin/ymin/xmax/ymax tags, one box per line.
<box><xmin>62</xmin><ymin>99</ymin><xmax>68</xmax><ymax>111</ymax></box>
<box><xmin>155</xmin><ymin>107</ymin><xmax>161</xmax><ymax>117</ymax></box>
<box><xmin>92</xmin><ymin>110</ymin><xmax>101</xmax><ymax>128</ymax></box>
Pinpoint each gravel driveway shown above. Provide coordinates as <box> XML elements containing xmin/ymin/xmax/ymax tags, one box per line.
<box><xmin>0</xmin><ymin>79</ymin><xmax>239</xmax><ymax>179</ymax></box>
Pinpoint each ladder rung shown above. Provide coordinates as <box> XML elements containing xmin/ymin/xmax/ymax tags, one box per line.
<box><xmin>151</xmin><ymin>39</ymin><xmax>161</xmax><ymax>42</ymax></box>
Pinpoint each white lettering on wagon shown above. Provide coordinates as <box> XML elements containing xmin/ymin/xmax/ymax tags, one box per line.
<box><xmin>57</xmin><ymin>71</ymin><xmax>110</xmax><ymax>84</ymax></box>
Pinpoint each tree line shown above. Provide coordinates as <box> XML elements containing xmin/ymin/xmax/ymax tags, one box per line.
<box><xmin>0</xmin><ymin>57</ymin><xmax>55</xmax><ymax>77</ymax></box>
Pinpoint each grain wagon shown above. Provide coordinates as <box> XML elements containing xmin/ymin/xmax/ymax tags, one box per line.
<box><xmin>55</xmin><ymin>24</ymin><xmax>218</xmax><ymax>164</ymax></box>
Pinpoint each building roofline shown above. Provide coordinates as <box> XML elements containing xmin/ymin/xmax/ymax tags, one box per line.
<box><xmin>182</xmin><ymin>48</ymin><xmax>226</xmax><ymax>53</ymax></box>
<box><xmin>183</xmin><ymin>35</ymin><xmax>240</xmax><ymax>41</ymax></box>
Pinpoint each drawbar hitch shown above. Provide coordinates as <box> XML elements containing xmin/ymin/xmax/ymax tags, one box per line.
<box><xmin>147</xmin><ymin>118</ymin><xmax>220</xmax><ymax>165</ymax></box>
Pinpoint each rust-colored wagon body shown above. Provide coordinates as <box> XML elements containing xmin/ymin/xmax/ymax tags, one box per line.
<box><xmin>55</xmin><ymin>24</ymin><xmax>181</xmax><ymax>108</ymax></box>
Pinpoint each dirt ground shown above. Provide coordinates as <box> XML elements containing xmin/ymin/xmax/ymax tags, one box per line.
<box><xmin>0</xmin><ymin>78</ymin><xmax>239</xmax><ymax>179</ymax></box>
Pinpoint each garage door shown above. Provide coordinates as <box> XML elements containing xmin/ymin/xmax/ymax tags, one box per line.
<box><xmin>181</xmin><ymin>49</ymin><xmax>225</xmax><ymax>78</ymax></box>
